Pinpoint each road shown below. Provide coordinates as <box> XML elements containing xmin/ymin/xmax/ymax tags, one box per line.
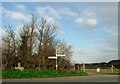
<box><xmin>2</xmin><ymin>75</ymin><xmax>119</xmax><ymax>82</ymax></box>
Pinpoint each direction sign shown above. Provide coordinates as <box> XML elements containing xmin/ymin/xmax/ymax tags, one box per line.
<box><xmin>48</xmin><ymin>56</ymin><xmax>57</xmax><ymax>59</ymax></box>
<box><xmin>48</xmin><ymin>49</ymin><xmax>66</xmax><ymax>70</ymax></box>
<box><xmin>57</xmin><ymin>55</ymin><xmax>66</xmax><ymax>57</ymax></box>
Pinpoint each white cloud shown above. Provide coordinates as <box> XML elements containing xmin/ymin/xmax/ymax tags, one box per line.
<box><xmin>72</xmin><ymin>43</ymin><xmax>118</xmax><ymax>63</ymax></box>
<box><xmin>103</xmin><ymin>26</ymin><xmax>118</xmax><ymax>42</ymax></box>
<box><xmin>75</xmin><ymin>17</ymin><xmax>97</xmax><ymax>31</ymax></box>
<box><xmin>2</xmin><ymin>7</ymin><xmax>31</xmax><ymax>22</ymax></box>
<box><xmin>74</xmin><ymin>7</ymin><xmax>98</xmax><ymax>31</ymax></box>
<box><xmin>36</xmin><ymin>6</ymin><xmax>78</xmax><ymax>20</ymax></box>
<box><xmin>42</xmin><ymin>16</ymin><xmax>62</xmax><ymax>29</ymax></box>
<box><xmin>60</xmin><ymin>8</ymin><xmax>78</xmax><ymax>18</ymax></box>
<box><xmin>97</xmin><ymin>6</ymin><xmax>118</xmax><ymax>26</ymax></box>
<box><xmin>16</xmin><ymin>4</ymin><xmax>26</xmax><ymax>10</ymax></box>
<box><xmin>93</xmin><ymin>4</ymin><xmax>118</xmax><ymax>35</ymax></box>
<box><xmin>95</xmin><ymin>43</ymin><xmax>117</xmax><ymax>53</ymax></box>
<box><xmin>36</xmin><ymin>6</ymin><xmax>60</xmax><ymax>19</ymax></box>
<box><xmin>81</xmin><ymin>8</ymin><xmax>96</xmax><ymax>18</ymax></box>
<box><xmin>74</xmin><ymin>3</ymin><xmax>117</xmax><ymax>32</ymax></box>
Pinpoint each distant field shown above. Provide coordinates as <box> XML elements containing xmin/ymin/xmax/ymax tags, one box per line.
<box><xmin>85</xmin><ymin>69</ymin><xmax>120</xmax><ymax>75</ymax></box>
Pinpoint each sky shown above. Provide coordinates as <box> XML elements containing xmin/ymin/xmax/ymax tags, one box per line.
<box><xmin>1</xmin><ymin>2</ymin><xmax>118</xmax><ymax>63</ymax></box>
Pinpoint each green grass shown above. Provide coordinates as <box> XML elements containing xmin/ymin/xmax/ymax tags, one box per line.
<box><xmin>2</xmin><ymin>69</ymin><xmax>88</xmax><ymax>79</ymax></box>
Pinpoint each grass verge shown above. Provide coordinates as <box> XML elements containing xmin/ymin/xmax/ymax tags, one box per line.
<box><xmin>2</xmin><ymin>69</ymin><xmax>88</xmax><ymax>79</ymax></box>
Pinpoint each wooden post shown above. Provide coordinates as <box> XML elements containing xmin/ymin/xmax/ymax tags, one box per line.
<box><xmin>83</xmin><ymin>64</ymin><xmax>86</xmax><ymax>72</ymax></box>
<box><xmin>97</xmin><ymin>67</ymin><xmax>100</xmax><ymax>72</ymax></box>
<box><xmin>18</xmin><ymin>63</ymin><xmax>21</xmax><ymax>67</ymax></box>
<box><xmin>56</xmin><ymin>59</ymin><xmax>58</xmax><ymax>70</ymax></box>
<box><xmin>111</xmin><ymin>65</ymin><xmax>114</xmax><ymax>73</ymax></box>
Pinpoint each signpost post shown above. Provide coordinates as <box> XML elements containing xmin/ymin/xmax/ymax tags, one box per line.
<box><xmin>48</xmin><ymin>49</ymin><xmax>66</xmax><ymax>70</ymax></box>
<box><xmin>83</xmin><ymin>64</ymin><xmax>86</xmax><ymax>72</ymax></box>
<box><xmin>111</xmin><ymin>64</ymin><xmax>114</xmax><ymax>73</ymax></box>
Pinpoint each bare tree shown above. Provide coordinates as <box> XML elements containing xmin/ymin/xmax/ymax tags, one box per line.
<box><xmin>2</xmin><ymin>25</ymin><xmax>17</xmax><ymax>69</ymax></box>
<box><xmin>18</xmin><ymin>15</ymin><xmax>37</xmax><ymax>68</ymax></box>
<box><xmin>56</xmin><ymin>41</ymin><xmax>73</xmax><ymax>70</ymax></box>
<box><xmin>36</xmin><ymin>18</ymin><xmax>57</xmax><ymax>69</ymax></box>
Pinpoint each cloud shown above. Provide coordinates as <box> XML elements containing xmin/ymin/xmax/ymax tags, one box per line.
<box><xmin>95</xmin><ymin>43</ymin><xmax>117</xmax><ymax>54</ymax></box>
<box><xmin>74</xmin><ymin>3</ymin><xmax>117</xmax><ymax>32</ymax></box>
<box><xmin>74</xmin><ymin>7</ymin><xmax>97</xmax><ymax>31</ymax></box>
<box><xmin>80</xmin><ymin>8</ymin><xmax>96</xmax><ymax>18</ymax></box>
<box><xmin>60</xmin><ymin>8</ymin><xmax>78</xmax><ymax>18</ymax></box>
<box><xmin>72</xmin><ymin>43</ymin><xmax>118</xmax><ymax>63</ymax></box>
<box><xmin>42</xmin><ymin>16</ymin><xmax>62</xmax><ymax>29</ymax></box>
<box><xmin>103</xmin><ymin>26</ymin><xmax>118</xmax><ymax>41</ymax></box>
<box><xmin>36</xmin><ymin>6</ymin><xmax>78</xmax><ymax>20</ymax></box>
<box><xmin>15</xmin><ymin>4</ymin><xmax>26</xmax><ymax>10</ymax></box>
<box><xmin>72</xmin><ymin>48</ymin><xmax>97</xmax><ymax>63</ymax></box>
<box><xmin>36</xmin><ymin>6</ymin><xmax>97</xmax><ymax>31</ymax></box>
<box><xmin>75</xmin><ymin>17</ymin><xmax>97</xmax><ymax>31</ymax></box>
<box><xmin>93</xmin><ymin>4</ymin><xmax>118</xmax><ymax>37</ymax></box>
<box><xmin>97</xmin><ymin>5</ymin><xmax>118</xmax><ymax>26</ymax></box>
<box><xmin>36</xmin><ymin>6</ymin><xmax>60</xmax><ymax>19</ymax></box>
<box><xmin>2</xmin><ymin>7</ymin><xmax>31</xmax><ymax>22</ymax></box>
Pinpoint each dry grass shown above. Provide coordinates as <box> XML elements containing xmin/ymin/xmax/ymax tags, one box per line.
<box><xmin>85</xmin><ymin>69</ymin><xmax>120</xmax><ymax>75</ymax></box>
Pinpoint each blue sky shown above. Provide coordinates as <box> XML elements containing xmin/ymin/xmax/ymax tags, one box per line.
<box><xmin>1</xmin><ymin>2</ymin><xmax>118</xmax><ymax>63</ymax></box>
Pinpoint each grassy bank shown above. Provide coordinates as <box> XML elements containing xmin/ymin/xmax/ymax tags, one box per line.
<box><xmin>2</xmin><ymin>69</ymin><xmax>88</xmax><ymax>79</ymax></box>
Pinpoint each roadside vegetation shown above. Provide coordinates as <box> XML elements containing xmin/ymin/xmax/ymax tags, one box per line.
<box><xmin>2</xmin><ymin>69</ymin><xmax>88</xmax><ymax>79</ymax></box>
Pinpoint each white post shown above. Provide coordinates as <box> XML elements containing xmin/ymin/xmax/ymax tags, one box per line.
<box><xmin>83</xmin><ymin>64</ymin><xmax>86</xmax><ymax>72</ymax></box>
<box><xmin>56</xmin><ymin>49</ymin><xmax>58</xmax><ymax>70</ymax></box>
<box><xmin>97</xmin><ymin>67</ymin><xmax>100</xmax><ymax>72</ymax></box>
<box><xmin>111</xmin><ymin>65</ymin><xmax>114</xmax><ymax>73</ymax></box>
<box><xmin>56</xmin><ymin>59</ymin><xmax>58</xmax><ymax>70</ymax></box>
<box><xmin>18</xmin><ymin>63</ymin><xmax>21</xmax><ymax>67</ymax></box>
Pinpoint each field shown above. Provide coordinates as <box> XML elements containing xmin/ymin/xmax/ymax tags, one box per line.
<box><xmin>85</xmin><ymin>68</ymin><xmax>120</xmax><ymax>75</ymax></box>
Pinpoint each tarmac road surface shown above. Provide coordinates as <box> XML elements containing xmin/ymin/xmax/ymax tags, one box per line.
<box><xmin>2</xmin><ymin>75</ymin><xmax>119</xmax><ymax>82</ymax></box>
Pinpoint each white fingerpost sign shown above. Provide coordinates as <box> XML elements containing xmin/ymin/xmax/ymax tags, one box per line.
<box><xmin>48</xmin><ymin>56</ymin><xmax>57</xmax><ymax>59</ymax></box>
<box><xmin>48</xmin><ymin>49</ymin><xmax>66</xmax><ymax>70</ymax></box>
